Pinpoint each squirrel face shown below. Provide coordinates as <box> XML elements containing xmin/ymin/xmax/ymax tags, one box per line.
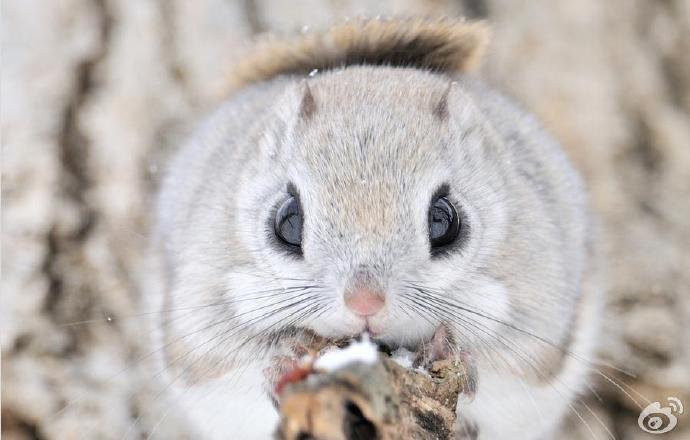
<box><xmin>157</xmin><ymin>65</ymin><xmax>586</xmax><ymax>381</ymax></box>
<box><xmin>151</xmin><ymin>19</ymin><xmax>596</xmax><ymax>438</ymax></box>
<box><xmin>229</xmin><ymin>67</ymin><xmax>516</xmax><ymax>349</ymax></box>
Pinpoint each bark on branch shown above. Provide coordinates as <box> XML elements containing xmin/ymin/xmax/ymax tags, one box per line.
<box><xmin>275</xmin><ymin>338</ymin><xmax>475</xmax><ymax>440</ymax></box>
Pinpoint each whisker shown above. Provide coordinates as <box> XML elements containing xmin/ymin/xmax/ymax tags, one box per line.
<box><xmin>50</xmin><ymin>285</ymin><xmax>321</xmax><ymax>424</ymax></box>
<box><xmin>123</xmin><ymin>292</ymin><xmax>325</xmax><ymax>439</ymax></box>
<box><xmin>403</xmin><ymin>289</ymin><xmax>612</xmax><ymax>440</ymax></box>
<box><xmin>57</xmin><ymin>283</ymin><xmax>321</xmax><ymax>327</ymax></box>
<box><xmin>158</xmin><ymin>292</ymin><xmax>324</xmax><ymax>376</ymax></box>
<box><xmin>406</xmin><ymin>282</ymin><xmax>637</xmax><ymax>379</ymax></box>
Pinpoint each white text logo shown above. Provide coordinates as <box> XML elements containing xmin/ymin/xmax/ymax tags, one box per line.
<box><xmin>638</xmin><ymin>397</ymin><xmax>684</xmax><ymax>434</ymax></box>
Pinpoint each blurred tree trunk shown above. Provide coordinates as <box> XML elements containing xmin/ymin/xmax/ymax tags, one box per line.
<box><xmin>2</xmin><ymin>0</ymin><xmax>689</xmax><ymax>438</ymax></box>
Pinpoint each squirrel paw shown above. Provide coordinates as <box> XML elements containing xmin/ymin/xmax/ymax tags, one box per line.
<box><xmin>263</xmin><ymin>332</ymin><xmax>321</xmax><ymax>406</ymax></box>
<box><xmin>413</xmin><ymin>325</ymin><xmax>478</xmax><ymax>403</ymax></box>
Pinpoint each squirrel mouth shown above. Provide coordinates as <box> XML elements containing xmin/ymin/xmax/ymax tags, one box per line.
<box><xmin>271</xmin><ymin>324</ymin><xmax>468</xmax><ymax>365</ymax></box>
<box><xmin>362</xmin><ymin>321</ymin><xmax>380</xmax><ymax>338</ymax></box>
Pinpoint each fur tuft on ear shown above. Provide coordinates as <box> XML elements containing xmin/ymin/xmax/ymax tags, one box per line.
<box><xmin>225</xmin><ymin>17</ymin><xmax>489</xmax><ymax>93</ymax></box>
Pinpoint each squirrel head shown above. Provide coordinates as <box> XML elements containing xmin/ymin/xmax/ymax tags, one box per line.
<box><xmin>157</xmin><ymin>18</ymin><xmax>585</xmax><ymax>378</ymax></box>
<box><xmin>232</xmin><ymin>67</ymin><xmax>515</xmax><ymax>346</ymax></box>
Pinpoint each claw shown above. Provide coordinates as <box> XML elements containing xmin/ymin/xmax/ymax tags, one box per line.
<box><xmin>413</xmin><ymin>325</ymin><xmax>478</xmax><ymax>402</ymax></box>
<box><xmin>413</xmin><ymin>325</ymin><xmax>456</xmax><ymax>368</ymax></box>
<box><xmin>264</xmin><ymin>332</ymin><xmax>324</xmax><ymax>406</ymax></box>
<box><xmin>264</xmin><ymin>356</ymin><xmax>294</xmax><ymax>407</ymax></box>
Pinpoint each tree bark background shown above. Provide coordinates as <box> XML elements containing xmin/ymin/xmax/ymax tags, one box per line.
<box><xmin>2</xmin><ymin>0</ymin><xmax>689</xmax><ymax>438</ymax></box>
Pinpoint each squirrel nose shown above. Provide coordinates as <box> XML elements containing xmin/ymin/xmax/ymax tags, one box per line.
<box><xmin>344</xmin><ymin>287</ymin><xmax>385</xmax><ymax>317</ymax></box>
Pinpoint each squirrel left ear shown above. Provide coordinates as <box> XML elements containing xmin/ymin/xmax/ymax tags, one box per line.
<box><xmin>433</xmin><ymin>81</ymin><xmax>477</xmax><ymax>129</ymax></box>
<box><xmin>433</xmin><ymin>81</ymin><xmax>455</xmax><ymax>121</ymax></box>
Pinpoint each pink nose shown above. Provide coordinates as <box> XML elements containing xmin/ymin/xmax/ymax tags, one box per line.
<box><xmin>344</xmin><ymin>287</ymin><xmax>385</xmax><ymax>317</ymax></box>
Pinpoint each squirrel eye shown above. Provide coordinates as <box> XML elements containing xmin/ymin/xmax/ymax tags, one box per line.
<box><xmin>428</xmin><ymin>196</ymin><xmax>461</xmax><ymax>250</ymax></box>
<box><xmin>274</xmin><ymin>196</ymin><xmax>303</xmax><ymax>250</ymax></box>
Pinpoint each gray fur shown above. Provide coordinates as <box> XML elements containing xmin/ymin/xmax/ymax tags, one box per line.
<box><xmin>149</xmin><ymin>66</ymin><xmax>601</xmax><ymax>439</ymax></box>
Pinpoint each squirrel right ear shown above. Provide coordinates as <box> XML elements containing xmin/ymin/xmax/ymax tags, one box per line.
<box><xmin>299</xmin><ymin>83</ymin><xmax>317</xmax><ymax>120</ymax></box>
<box><xmin>273</xmin><ymin>81</ymin><xmax>317</xmax><ymax>128</ymax></box>
<box><xmin>259</xmin><ymin>82</ymin><xmax>317</xmax><ymax>159</ymax></box>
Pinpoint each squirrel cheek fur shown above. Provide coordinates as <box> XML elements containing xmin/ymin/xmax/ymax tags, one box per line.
<box><xmin>148</xmin><ymin>18</ymin><xmax>601</xmax><ymax>440</ymax></box>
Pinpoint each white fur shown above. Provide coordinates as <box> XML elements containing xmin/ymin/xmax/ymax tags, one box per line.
<box><xmin>147</xmin><ymin>67</ymin><xmax>601</xmax><ymax>439</ymax></box>
<box><xmin>169</xmin><ymin>361</ymin><xmax>277</xmax><ymax>440</ymax></box>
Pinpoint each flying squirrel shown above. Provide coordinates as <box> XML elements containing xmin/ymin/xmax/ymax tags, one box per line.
<box><xmin>147</xmin><ymin>17</ymin><xmax>602</xmax><ymax>439</ymax></box>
